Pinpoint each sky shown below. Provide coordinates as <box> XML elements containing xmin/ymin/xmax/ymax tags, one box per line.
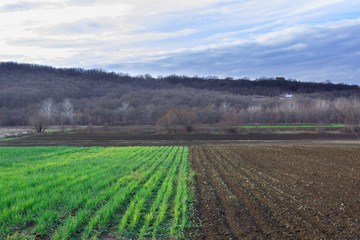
<box><xmin>1</xmin><ymin>0</ymin><xmax>360</xmax><ymax>84</ymax></box>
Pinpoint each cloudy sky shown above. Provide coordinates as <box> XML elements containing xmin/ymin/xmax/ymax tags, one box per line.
<box><xmin>1</xmin><ymin>0</ymin><xmax>360</xmax><ymax>84</ymax></box>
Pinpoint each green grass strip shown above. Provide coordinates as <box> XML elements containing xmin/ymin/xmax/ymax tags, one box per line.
<box><xmin>118</xmin><ymin>147</ymin><xmax>180</xmax><ymax>234</ymax></box>
<box><xmin>138</xmin><ymin>147</ymin><xmax>183</xmax><ymax>239</ymax></box>
<box><xmin>52</xmin><ymin>147</ymin><xmax>168</xmax><ymax>240</ymax></box>
<box><xmin>1</xmin><ymin>147</ymin><xmax>152</xmax><ymax>238</ymax></box>
<box><xmin>234</xmin><ymin>124</ymin><xmax>354</xmax><ymax>128</ymax></box>
<box><xmin>81</xmin><ymin>147</ymin><xmax>175</xmax><ymax>240</ymax></box>
<box><xmin>170</xmin><ymin>147</ymin><xmax>190</xmax><ymax>238</ymax></box>
<box><xmin>1</xmin><ymin>146</ymin><xmax>193</xmax><ymax>240</ymax></box>
<box><xmin>1</xmin><ymin>148</ymin><xmax>119</xmax><ymax>229</ymax></box>
<box><xmin>150</xmin><ymin>147</ymin><xmax>187</xmax><ymax>239</ymax></box>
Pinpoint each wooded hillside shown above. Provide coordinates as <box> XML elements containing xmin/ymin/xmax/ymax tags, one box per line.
<box><xmin>1</xmin><ymin>62</ymin><xmax>359</xmax><ymax>126</ymax></box>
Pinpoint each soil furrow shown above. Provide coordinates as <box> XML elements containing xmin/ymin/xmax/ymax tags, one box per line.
<box><xmin>223</xmin><ymin>146</ymin><xmax>360</xmax><ymax>237</ymax></box>
<box><xmin>202</xmin><ymin>146</ymin><xmax>295</xmax><ymax>239</ymax></box>
<box><xmin>207</xmin><ymin>146</ymin><xmax>324</xmax><ymax>239</ymax></box>
<box><xmin>228</xmin><ymin>146</ymin><xmax>360</xmax><ymax>224</ymax></box>
<box><xmin>199</xmin><ymin>146</ymin><xmax>271</xmax><ymax>239</ymax></box>
<box><xmin>190</xmin><ymin>147</ymin><xmax>236</xmax><ymax>240</ymax></box>
<box><xmin>192</xmin><ymin>145</ymin><xmax>360</xmax><ymax>239</ymax></box>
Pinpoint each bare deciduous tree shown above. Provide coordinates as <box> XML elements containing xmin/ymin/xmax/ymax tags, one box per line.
<box><xmin>118</xmin><ymin>100</ymin><xmax>130</xmax><ymax>124</ymax></box>
<box><xmin>245</xmin><ymin>104</ymin><xmax>262</xmax><ymax>123</ymax></box>
<box><xmin>178</xmin><ymin>108</ymin><xmax>199</xmax><ymax>132</ymax></box>
<box><xmin>30</xmin><ymin>111</ymin><xmax>48</xmax><ymax>133</ymax></box>
<box><xmin>40</xmin><ymin>98</ymin><xmax>55</xmax><ymax>124</ymax></box>
<box><xmin>219</xmin><ymin>102</ymin><xmax>231</xmax><ymax>112</ymax></box>
<box><xmin>156</xmin><ymin>108</ymin><xmax>178</xmax><ymax>133</ymax></box>
<box><xmin>326</xmin><ymin>99</ymin><xmax>360</xmax><ymax>139</ymax></box>
<box><xmin>61</xmin><ymin>98</ymin><xmax>74</xmax><ymax>125</ymax></box>
<box><xmin>220</xmin><ymin>111</ymin><xmax>241</xmax><ymax>134</ymax></box>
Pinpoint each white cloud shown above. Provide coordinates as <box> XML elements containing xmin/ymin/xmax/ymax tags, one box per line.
<box><xmin>0</xmin><ymin>0</ymin><xmax>360</xmax><ymax>83</ymax></box>
<box><xmin>0</xmin><ymin>2</ymin><xmax>132</xmax><ymax>27</ymax></box>
<box><xmin>104</xmin><ymin>18</ymin><xmax>360</xmax><ymax>84</ymax></box>
<box><xmin>286</xmin><ymin>0</ymin><xmax>345</xmax><ymax>16</ymax></box>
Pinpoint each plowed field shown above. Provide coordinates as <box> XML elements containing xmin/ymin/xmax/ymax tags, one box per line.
<box><xmin>191</xmin><ymin>146</ymin><xmax>360</xmax><ymax>239</ymax></box>
<box><xmin>1</xmin><ymin>132</ymin><xmax>357</xmax><ymax>147</ymax></box>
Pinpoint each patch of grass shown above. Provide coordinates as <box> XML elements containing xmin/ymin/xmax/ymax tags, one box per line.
<box><xmin>0</xmin><ymin>137</ymin><xmax>17</xmax><ymax>142</ymax></box>
<box><xmin>0</xmin><ymin>146</ymin><xmax>192</xmax><ymax>239</ymax></box>
<box><xmin>234</xmin><ymin>124</ymin><xmax>350</xmax><ymax>129</ymax></box>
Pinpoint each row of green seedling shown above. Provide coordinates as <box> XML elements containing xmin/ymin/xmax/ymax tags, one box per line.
<box><xmin>50</xmin><ymin>147</ymin><xmax>169</xmax><ymax>240</ymax></box>
<box><xmin>80</xmin><ymin>147</ymin><xmax>177</xmax><ymax>240</ymax></box>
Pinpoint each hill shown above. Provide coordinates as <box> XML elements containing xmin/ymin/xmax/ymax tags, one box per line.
<box><xmin>0</xmin><ymin>62</ymin><xmax>359</xmax><ymax>126</ymax></box>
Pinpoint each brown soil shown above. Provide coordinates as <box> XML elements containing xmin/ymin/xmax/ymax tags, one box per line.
<box><xmin>190</xmin><ymin>146</ymin><xmax>360</xmax><ymax>239</ymax></box>
<box><xmin>0</xmin><ymin>132</ymin><xmax>358</xmax><ymax>147</ymax></box>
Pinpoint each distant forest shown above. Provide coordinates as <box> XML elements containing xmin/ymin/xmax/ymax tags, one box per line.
<box><xmin>1</xmin><ymin>62</ymin><xmax>359</xmax><ymax>128</ymax></box>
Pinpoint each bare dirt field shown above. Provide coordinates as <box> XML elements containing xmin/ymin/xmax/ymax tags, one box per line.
<box><xmin>191</xmin><ymin>145</ymin><xmax>360</xmax><ymax>239</ymax></box>
<box><xmin>0</xmin><ymin>131</ymin><xmax>358</xmax><ymax>147</ymax></box>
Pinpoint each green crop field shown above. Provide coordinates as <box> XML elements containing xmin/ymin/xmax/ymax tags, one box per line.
<box><xmin>0</xmin><ymin>146</ymin><xmax>193</xmax><ymax>239</ymax></box>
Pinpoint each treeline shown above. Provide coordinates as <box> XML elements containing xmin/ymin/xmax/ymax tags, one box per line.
<box><xmin>161</xmin><ymin>76</ymin><xmax>359</xmax><ymax>96</ymax></box>
<box><xmin>0</xmin><ymin>62</ymin><xmax>359</xmax><ymax>127</ymax></box>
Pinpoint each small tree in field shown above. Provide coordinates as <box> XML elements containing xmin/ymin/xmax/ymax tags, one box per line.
<box><xmin>157</xmin><ymin>109</ymin><xmax>178</xmax><ymax>133</ymax></box>
<box><xmin>326</xmin><ymin>99</ymin><xmax>360</xmax><ymax>139</ymax></box>
<box><xmin>220</xmin><ymin>111</ymin><xmax>241</xmax><ymax>134</ymax></box>
<box><xmin>30</xmin><ymin>111</ymin><xmax>48</xmax><ymax>133</ymax></box>
<box><xmin>178</xmin><ymin>109</ymin><xmax>199</xmax><ymax>132</ymax></box>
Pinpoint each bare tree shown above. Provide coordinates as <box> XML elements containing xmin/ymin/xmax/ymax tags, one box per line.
<box><xmin>143</xmin><ymin>104</ymin><xmax>155</xmax><ymax>124</ymax></box>
<box><xmin>220</xmin><ymin>111</ymin><xmax>241</xmax><ymax>134</ymax></box>
<box><xmin>118</xmin><ymin>100</ymin><xmax>130</xmax><ymax>124</ymax></box>
<box><xmin>326</xmin><ymin>99</ymin><xmax>360</xmax><ymax>139</ymax></box>
<box><xmin>247</xmin><ymin>105</ymin><xmax>262</xmax><ymax>123</ymax></box>
<box><xmin>61</xmin><ymin>98</ymin><xmax>74</xmax><ymax>125</ymax></box>
<box><xmin>219</xmin><ymin>101</ymin><xmax>231</xmax><ymax>112</ymax></box>
<box><xmin>40</xmin><ymin>98</ymin><xmax>55</xmax><ymax>124</ymax></box>
<box><xmin>156</xmin><ymin>108</ymin><xmax>178</xmax><ymax>133</ymax></box>
<box><xmin>178</xmin><ymin>109</ymin><xmax>199</xmax><ymax>132</ymax></box>
<box><xmin>30</xmin><ymin>111</ymin><xmax>48</xmax><ymax>133</ymax></box>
